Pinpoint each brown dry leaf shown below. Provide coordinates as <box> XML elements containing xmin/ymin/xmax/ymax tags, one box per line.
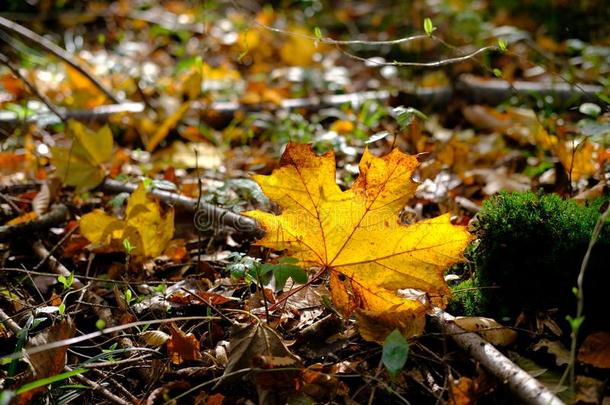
<box><xmin>578</xmin><ymin>332</ymin><xmax>610</xmax><ymax>369</ymax></box>
<box><xmin>533</xmin><ymin>339</ymin><xmax>571</xmax><ymax>366</ymax></box>
<box><xmin>449</xmin><ymin>377</ymin><xmax>476</xmax><ymax>405</ymax></box>
<box><xmin>221</xmin><ymin>321</ymin><xmax>301</xmax><ymax>386</ymax></box>
<box><xmin>466</xmin><ymin>167</ymin><xmax>531</xmax><ymax>195</ymax></box>
<box><xmin>152</xmin><ymin>141</ymin><xmax>222</xmax><ymax>170</ymax></box>
<box><xmin>453</xmin><ymin>316</ymin><xmax>518</xmax><ymax>347</ymax></box>
<box><xmin>18</xmin><ymin>319</ymin><xmax>76</xmax><ymax>403</ymax></box>
<box><xmin>0</xmin><ymin>152</ymin><xmax>26</xmax><ymax>175</ymax></box>
<box><xmin>575</xmin><ymin>376</ymin><xmax>604</xmax><ymax>404</ymax></box>
<box><xmin>32</xmin><ymin>177</ymin><xmax>62</xmax><ymax>216</ymax></box>
<box><xmin>167</xmin><ymin>323</ymin><xmax>202</xmax><ymax>365</ymax></box>
<box><xmin>244</xmin><ymin>143</ymin><xmax>473</xmax><ymax>343</ymax></box>
<box><xmin>139</xmin><ymin>330</ymin><xmax>170</xmax><ymax>347</ymax></box>
<box><xmin>162</xmin><ymin>239</ymin><xmax>188</xmax><ymax>261</ymax></box>
<box><xmin>168</xmin><ymin>291</ymin><xmax>234</xmax><ymax>306</ymax></box>
<box><xmin>301</xmin><ymin>363</ymin><xmax>350</xmax><ymax>400</ymax></box>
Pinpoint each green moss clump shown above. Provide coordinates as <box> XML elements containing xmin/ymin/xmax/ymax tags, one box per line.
<box><xmin>448</xmin><ymin>276</ymin><xmax>485</xmax><ymax>316</ymax></box>
<box><xmin>472</xmin><ymin>191</ymin><xmax>610</xmax><ymax>327</ymax></box>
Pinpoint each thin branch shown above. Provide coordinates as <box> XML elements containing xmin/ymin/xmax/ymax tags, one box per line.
<box><xmin>0</xmin><ymin>15</ymin><xmax>119</xmax><ymax>103</ymax></box>
<box><xmin>0</xmin><ymin>52</ymin><xmax>65</xmax><ymax>120</ymax></box>
<box><xmin>429</xmin><ymin>307</ymin><xmax>565</xmax><ymax>405</ymax></box>
<box><xmin>339</xmin><ymin>45</ymin><xmax>498</xmax><ymax>67</ymax></box>
<box><xmin>0</xmin><ymin>204</ymin><xmax>68</xmax><ymax>242</ymax></box>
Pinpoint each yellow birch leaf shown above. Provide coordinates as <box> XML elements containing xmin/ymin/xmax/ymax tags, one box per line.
<box><xmin>79</xmin><ymin>182</ymin><xmax>174</xmax><ymax>258</ymax></box>
<box><xmin>146</xmin><ymin>102</ymin><xmax>191</xmax><ymax>152</ymax></box>
<box><xmin>51</xmin><ymin>120</ymin><xmax>113</xmax><ymax>192</ymax></box>
<box><xmin>244</xmin><ymin>143</ymin><xmax>473</xmax><ymax>343</ymax></box>
<box><xmin>555</xmin><ymin>138</ymin><xmax>598</xmax><ymax>181</ymax></box>
<box><xmin>279</xmin><ymin>27</ymin><xmax>318</xmax><ymax>66</ymax></box>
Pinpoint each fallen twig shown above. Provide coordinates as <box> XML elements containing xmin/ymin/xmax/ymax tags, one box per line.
<box><xmin>100</xmin><ymin>178</ymin><xmax>262</xmax><ymax>236</ymax></box>
<box><xmin>428</xmin><ymin>307</ymin><xmax>565</xmax><ymax>405</ymax></box>
<box><xmin>0</xmin><ymin>204</ymin><xmax>68</xmax><ymax>242</ymax></box>
<box><xmin>0</xmin><ymin>52</ymin><xmax>65</xmax><ymax>120</ymax></box>
<box><xmin>0</xmin><ymin>16</ymin><xmax>119</xmax><ymax>103</ymax></box>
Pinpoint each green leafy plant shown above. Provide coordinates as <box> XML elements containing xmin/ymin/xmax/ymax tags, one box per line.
<box><xmin>255</xmin><ymin>257</ymin><xmax>308</xmax><ymax>290</ymax></box>
<box><xmin>382</xmin><ymin>329</ymin><xmax>409</xmax><ymax>378</ymax></box>
<box><xmin>57</xmin><ymin>273</ymin><xmax>74</xmax><ymax>291</ymax></box>
<box><xmin>423</xmin><ymin>18</ymin><xmax>435</xmax><ymax>36</ymax></box>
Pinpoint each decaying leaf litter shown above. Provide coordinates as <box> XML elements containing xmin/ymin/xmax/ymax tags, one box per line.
<box><xmin>0</xmin><ymin>1</ymin><xmax>609</xmax><ymax>404</ymax></box>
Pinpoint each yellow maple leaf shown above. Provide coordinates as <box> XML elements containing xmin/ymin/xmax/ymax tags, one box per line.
<box><xmin>79</xmin><ymin>182</ymin><xmax>174</xmax><ymax>258</ymax></box>
<box><xmin>51</xmin><ymin>120</ymin><xmax>113</xmax><ymax>193</ymax></box>
<box><xmin>244</xmin><ymin>143</ymin><xmax>473</xmax><ymax>342</ymax></box>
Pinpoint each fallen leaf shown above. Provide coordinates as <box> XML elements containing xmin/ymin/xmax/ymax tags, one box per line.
<box><xmin>244</xmin><ymin>143</ymin><xmax>473</xmax><ymax>342</ymax></box>
<box><xmin>449</xmin><ymin>377</ymin><xmax>476</xmax><ymax>405</ymax></box>
<box><xmin>221</xmin><ymin>321</ymin><xmax>300</xmax><ymax>387</ymax></box>
<box><xmin>555</xmin><ymin>138</ymin><xmax>598</xmax><ymax>181</ymax></box>
<box><xmin>146</xmin><ymin>102</ymin><xmax>191</xmax><ymax>152</ymax></box>
<box><xmin>5</xmin><ymin>211</ymin><xmax>38</xmax><ymax>226</ymax></box>
<box><xmin>578</xmin><ymin>332</ymin><xmax>610</xmax><ymax>369</ymax></box>
<box><xmin>51</xmin><ymin>120</ymin><xmax>113</xmax><ymax>192</ymax></box>
<box><xmin>533</xmin><ymin>339</ymin><xmax>571</xmax><ymax>366</ymax></box>
<box><xmin>453</xmin><ymin>316</ymin><xmax>518</xmax><ymax>347</ymax></box>
<box><xmin>18</xmin><ymin>319</ymin><xmax>76</xmax><ymax>403</ymax></box>
<box><xmin>330</xmin><ymin>120</ymin><xmax>355</xmax><ymax>135</ymax></box>
<box><xmin>167</xmin><ymin>323</ymin><xmax>202</xmax><ymax>365</ymax></box>
<box><xmin>152</xmin><ymin>141</ymin><xmax>222</xmax><ymax>170</ymax></box>
<box><xmin>575</xmin><ymin>376</ymin><xmax>604</xmax><ymax>404</ymax></box>
<box><xmin>139</xmin><ymin>330</ymin><xmax>170</xmax><ymax>347</ymax></box>
<box><xmin>168</xmin><ymin>291</ymin><xmax>234</xmax><ymax>306</ymax></box>
<box><xmin>279</xmin><ymin>26</ymin><xmax>318</xmax><ymax>66</ymax></box>
<box><xmin>64</xmin><ymin>64</ymin><xmax>107</xmax><ymax>108</ymax></box>
<box><xmin>0</xmin><ymin>152</ymin><xmax>26</xmax><ymax>175</ymax></box>
<box><xmin>79</xmin><ymin>181</ymin><xmax>175</xmax><ymax>258</ymax></box>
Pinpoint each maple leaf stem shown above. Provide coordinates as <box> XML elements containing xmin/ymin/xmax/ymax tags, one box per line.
<box><xmin>268</xmin><ymin>266</ymin><xmax>328</xmax><ymax>312</ymax></box>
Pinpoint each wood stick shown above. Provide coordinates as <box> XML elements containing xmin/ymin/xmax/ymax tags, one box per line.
<box><xmin>0</xmin><ymin>15</ymin><xmax>119</xmax><ymax>103</ymax></box>
<box><xmin>429</xmin><ymin>307</ymin><xmax>565</xmax><ymax>405</ymax></box>
<box><xmin>0</xmin><ymin>204</ymin><xmax>68</xmax><ymax>242</ymax></box>
<box><xmin>100</xmin><ymin>178</ymin><xmax>262</xmax><ymax>236</ymax></box>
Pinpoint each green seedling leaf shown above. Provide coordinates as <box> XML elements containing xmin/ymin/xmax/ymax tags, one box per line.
<box><xmin>255</xmin><ymin>257</ymin><xmax>308</xmax><ymax>290</ymax></box>
<box><xmin>382</xmin><ymin>329</ymin><xmax>409</xmax><ymax>378</ymax></box>
<box><xmin>566</xmin><ymin>315</ymin><xmax>585</xmax><ymax>333</ymax></box>
<box><xmin>423</xmin><ymin>18</ymin><xmax>435</xmax><ymax>36</ymax></box>
<box><xmin>123</xmin><ymin>238</ymin><xmax>135</xmax><ymax>255</ymax></box>
<box><xmin>57</xmin><ymin>273</ymin><xmax>74</xmax><ymax>290</ymax></box>
<box><xmin>58</xmin><ymin>303</ymin><xmax>66</xmax><ymax>315</ymax></box>
<box><xmin>493</xmin><ymin>68</ymin><xmax>503</xmax><ymax>78</ymax></box>
<box><xmin>314</xmin><ymin>26</ymin><xmax>322</xmax><ymax>40</ymax></box>
<box><xmin>497</xmin><ymin>38</ymin><xmax>507</xmax><ymax>52</ymax></box>
<box><xmin>393</xmin><ymin>106</ymin><xmax>428</xmax><ymax>129</ymax></box>
<box><xmin>263</xmin><ymin>257</ymin><xmax>308</xmax><ymax>290</ymax></box>
<box><xmin>124</xmin><ymin>288</ymin><xmax>133</xmax><ymax>306</ymax></box>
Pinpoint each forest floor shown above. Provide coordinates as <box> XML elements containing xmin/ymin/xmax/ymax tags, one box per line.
<box><xmin>0</xmin><ymin>1</ymin><xmax>609</xmax><ymax>404</ymax></box>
